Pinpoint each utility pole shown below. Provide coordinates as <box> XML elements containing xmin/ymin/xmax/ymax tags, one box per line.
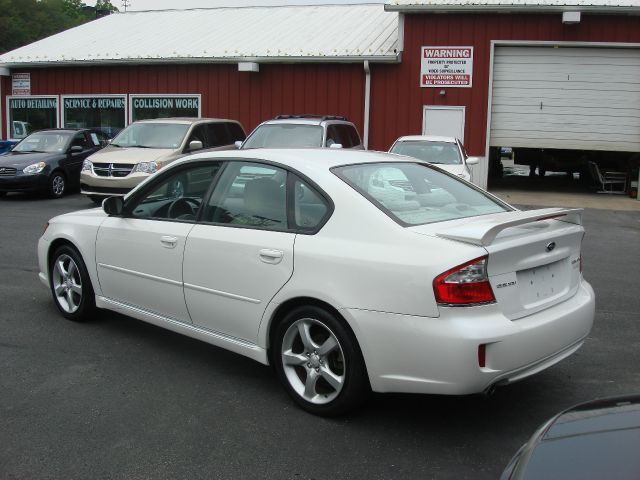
<box><xmin>122</xmin><ymin>0</ymin><xmax>131</xmax><ymax>11</ymax></box>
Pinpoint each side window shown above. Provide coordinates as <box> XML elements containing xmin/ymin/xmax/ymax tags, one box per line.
<box><xmin>325</xmin><ymin>125</ymin><xmax>341</xmax><ymax>147</ymax></box>
<box><xmin>293</xmin><ymin>176</ymin><xmax>330</xmax><ymax>232</ymax></box>
<box><xmin>204</xmin><ymin>162</ymin><xmax>287</xmax><ymax>230</ymax></box>
<box><xmin>347</xmin><ymin>125</ymin><xmax>361</xmax><ymax>148</ymax></box>
<box><xmin>336</xmin><ymin>125</ymin><xmax>354</xmax><ymax>148</ymax></box>
<box><xmin>206</xmin><ymin>123</ymin><xmax>230</xmax><ymax>147</ymax></box>
<box><xmin>187</xmin><ymin>125</ymin><xmax>207</xmax><ymax>149</ymax></box>
<box><xmin>227</xmin><ymin>122</ymin><xmax>246</xmax><ymax>142</ymax></box>
<box><xmin>71</xmin><ymin>132</ymin><xmax>91</xmax><ymax>150</ymax></box>
<box><xmin>129</xmin><ymin>164</ymin><xmax>220</xmax><ymax>221</ymax></box>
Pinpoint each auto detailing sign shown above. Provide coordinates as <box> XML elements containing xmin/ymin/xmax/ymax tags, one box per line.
<box><xmin>11</xmin><ymin>73</ymin><xmax>31</xmax><ymax>95</ymax></box>
<box><xmin>420</xmin><ymin>47</ymin><xmax>473</xmax><ymax>88</ymax></box>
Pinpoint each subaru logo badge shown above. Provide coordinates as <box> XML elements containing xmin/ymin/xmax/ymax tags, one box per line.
<box><xmin>546</xmin><ymin>242</ymin><xmax>556</xmax><ymax>252</ymax></box>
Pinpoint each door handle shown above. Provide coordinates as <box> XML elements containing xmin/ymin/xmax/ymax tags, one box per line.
<box><xmin>160</xmin><ymin>236</ymin><xmax>178</xmax><ymax>248</ymax></box>
<box><xmin>259</xmin><ymin>248</ymin><xmax>284</xmax><ymax>264</ymax></box>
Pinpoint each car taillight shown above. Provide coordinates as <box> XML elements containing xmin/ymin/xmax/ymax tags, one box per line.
<box><xmin>433</xmin><ymin>256</ymin><xmax>495</xmax><ymax>306</ymax></box>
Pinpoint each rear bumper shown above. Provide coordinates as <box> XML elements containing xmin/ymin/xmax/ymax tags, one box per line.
<box><xmin>344</xmin><ymin>280</ymin><xmax>595</xmax><ymax>395</ymax></box>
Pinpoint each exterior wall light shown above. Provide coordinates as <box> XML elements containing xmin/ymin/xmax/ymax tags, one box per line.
<box><xmin>562</xmin><ymin>11</ymin><xmax>581</xmax><ymax>24</ymax></box>
<box><xmin>238</xmin><ymin>62</ymin><xmax>259</xmax><ymax>73</ymax></box>
<box><xmin>439</xmin><ymin>89</ymin><xmax>446</xmax><ymax>96</ymax></box>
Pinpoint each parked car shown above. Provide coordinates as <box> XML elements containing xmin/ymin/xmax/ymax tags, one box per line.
<box><xmin>389</xmin><ymin>135</ymin><xmax>479</xmax><ymax>182</ymax></box>
<box><xmin>80</xmin><ymin>118</ymin><xmax>246</xmax><ymax>204</ymax></box>
<box><xmin>240</xmin><ymin>115</ymin><xmax>363</xmax><ymax>149</ymax></box>
<box><xmin>0</xmin><ymin>140</ymin><xmax>19</xmax><ymax>155</ymax></box>
<box><xmin>38</xmin><ymin>149</ymin><xmax>594</xmax><ymax>416</ymax></box>
<box><xmin>0</xmin><ymin>128</ymin><xmax>108</xmax><ymax>198</ymax></box>
<box><xmin>501</xmin><ymin>395</ymin><xmax>640</xmax><ymax>480</ymax></box>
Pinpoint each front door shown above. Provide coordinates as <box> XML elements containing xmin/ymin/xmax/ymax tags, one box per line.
<box><xmin>423</xmin><ymin>106</ymin><xmax>466</xmax><ymax>142</ymax></box>
<box><xmin>95</xmin><ymin>162</ymin><xmax>221</xmax><ymax>323</ymax></box>
<box><xmin>183</xmin><ymin>161</ymin><xmax>295</xmax><ymax>343</ymax></box>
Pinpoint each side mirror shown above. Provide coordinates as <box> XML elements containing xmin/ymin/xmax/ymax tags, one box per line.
<box><xmin>188</xmin><ymin>140</ymin><xmax>203</xmax><ymax>151</ymax></box>
<box><xmin>103</xmin><ymin>196</ymin><xmax>124</xmax><ymax>216</ymax></box>
<box><xmin>329</xmin><ymin>143</ymin><xmax>343</xmax><ymax>149</ymax></box>
<box><xmin>466</xmin><ymin>156</ymin><xmax>481</xmax><ymax>165</ymax></box>
<box><xmin>70</xmin><ymin>145</ymin><xmax>83</xmax><ymax>153</ymax></box>
<box><xmin>234</xmin><ymin>140</ymin><xmax>243</xmax><ymax>149</ymax></box>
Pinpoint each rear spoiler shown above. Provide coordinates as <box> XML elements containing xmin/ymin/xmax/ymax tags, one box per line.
<box><xmin>436</xmin><ymin>208</ymin><xmax>583</xmax><ymax>246</ymax></box>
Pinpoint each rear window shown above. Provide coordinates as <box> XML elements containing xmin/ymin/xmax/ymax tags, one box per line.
<box><xmin>390</xmin><ymin>141</ymin><xmax>462</xmax><ymax>165</ymax></box>
<box><xmin>242</xmin><ymin>124</ymin><xmax>323</xmax><ymax>149</ymax></box>
<box><xmin>333</xmin><ymin>162</ymin><xmax>509</xmax><ymax>226</ymax></box>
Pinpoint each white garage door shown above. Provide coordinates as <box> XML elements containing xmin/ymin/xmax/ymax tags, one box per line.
<box><xmin>490</xmin><ymin>45</ymin><xmax>640</xmax><ymax>152</ymax></box>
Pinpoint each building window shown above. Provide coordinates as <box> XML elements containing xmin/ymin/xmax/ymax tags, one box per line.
<box><xmin>62</xmin><ymin>95</ymin><xmax>126</xmax><ymax>137</ymax></box>
<box><xmin>130</xmin><ymin>95</ymin><xmax>201</xmax><ymax>122</ymax></box>
<box><xmin>7</xmin><ymin>96</ymin><xmax>58</xmax><ymax>139</ymax></box>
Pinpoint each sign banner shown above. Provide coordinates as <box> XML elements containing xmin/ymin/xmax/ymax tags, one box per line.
<box><xmin>9</xmin><ymin>97</ymin><xmax>57</xmax><ymax>109</ymax></box>
<box><xmin>420</xmin><ymin>47</ymin><xmax>473</xmax><ymax>88</ymax></box>
<box><xmin>12</xmin><ymin>73</ymin><xmax>31</xmax><ymax>95</ymax></box>
<box><xmin>64</xmin><ymin>97</ymin><xmax>126</xmax><ymax>109</ymax></box>
<box><xmin>132</xmin><ymin>97</ymin><xmax>199</xmax><ymax>110</ymax></box>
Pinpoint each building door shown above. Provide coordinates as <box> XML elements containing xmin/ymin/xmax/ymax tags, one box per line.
<box><xmin>422</xmin><ymin>106</ymin><xmax>466</xmax><ymax>142</ymax></box>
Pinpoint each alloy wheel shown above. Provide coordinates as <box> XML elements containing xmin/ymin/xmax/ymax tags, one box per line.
<box><xmin>281</xmin><ymin>318</ymin><xmax>346</xmax><ymax>405</ymax></box>
<box><xmin>51</xmin><ymin>174</ymin><xmax>65</xmax><ymax>197</ymax></box>
<box><xmin>52</xmin><ymin>254</ymin><xmax>83</xmax><ymax>313</ymax></box>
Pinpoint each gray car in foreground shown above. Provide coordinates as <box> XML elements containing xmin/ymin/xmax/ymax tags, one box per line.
<box><xmin>502</xmin><ymin>395</ymin><xmax>640</xmax><ymax>479</ymax></box>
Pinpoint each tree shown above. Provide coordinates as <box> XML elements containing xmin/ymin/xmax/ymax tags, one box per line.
<box><xmin>0</xmin><ymin>0</ymin><xmax>118</xmax><ymax>54</ymax></box>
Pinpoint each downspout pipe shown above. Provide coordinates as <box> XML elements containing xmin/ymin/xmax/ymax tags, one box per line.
<box><xmin>363</xmin><ymin>60</ymin><xmax>371</xmax><ymax>150</ymax></box>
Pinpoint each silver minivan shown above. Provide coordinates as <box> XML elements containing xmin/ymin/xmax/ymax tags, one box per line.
<box><xmin>80</xmin><ymin>118</ymin><xmax>245</xmax><ymax>203</ymax></box>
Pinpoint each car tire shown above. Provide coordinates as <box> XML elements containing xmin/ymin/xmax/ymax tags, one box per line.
<box><xmin>273</xmin><ymin>305</ymin><xmax>369</xmax><ymax>416</ymax></box>
<box><xmin>48</xmin><ymin>171</ymin><xmax>66</xmax><ymax>198</ymax></box>
<box><xmin>49</xmin><ymin>244</ymin><xmax>96</xmax><ymax>322</ymax></box>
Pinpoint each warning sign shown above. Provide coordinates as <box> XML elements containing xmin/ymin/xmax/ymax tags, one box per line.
<box><xmin>12</xmin><ymin>73</ymin><xmax>31</xmax><ymax>95</ymax></box>
<box><xmin>420</xmin><ymin>47</ymin><xmax>473</xmax><ymax>88</ymax></box>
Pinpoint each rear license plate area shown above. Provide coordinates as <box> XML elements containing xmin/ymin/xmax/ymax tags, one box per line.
<box><xmin>517</xmin><ymin>259</ymin><xmax>569</xmax><ymax>308</ymax></box>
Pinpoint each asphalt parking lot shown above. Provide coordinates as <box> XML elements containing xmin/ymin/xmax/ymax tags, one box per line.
<box><xmin>1</xmin><ymin>192</ymin><xmax>639</xmax><ymax>480</ymax></box>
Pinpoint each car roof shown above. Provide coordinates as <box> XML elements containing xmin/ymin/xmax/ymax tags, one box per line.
<box><xmin>259</xmin><ymin>117</ymin><xmax>352</xmax><ymax>127</ymax></box>
<box><xmin>29</xmin><ymin>128</ymin><xmax>86</xmax><ymax>135</ymax></box>
<box><xmin>395</xmin><ymin>135</ymin><xmax>458</xmax><ymax>143</ymax></box>
<box><xmin>135</xmin><ymin>117</ymin><xmax>238</xmax><ymax>125</ymax></box>
<box><xmin>181</xmin><ymin>148</ymin><xmax>415</xmax><ymax>175</ymax></box>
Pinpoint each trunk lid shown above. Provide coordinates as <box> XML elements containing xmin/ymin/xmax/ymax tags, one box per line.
<box><xmin>410</xmin><ymin>208</ymin><xmax>584</xmax><ymax>320</ymax></box>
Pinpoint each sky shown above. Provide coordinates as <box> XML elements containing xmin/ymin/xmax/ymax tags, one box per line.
<box><xmin>88</xmin><ymin>0</ymin><xmax>385</xmax><ymax>11</ymax></box>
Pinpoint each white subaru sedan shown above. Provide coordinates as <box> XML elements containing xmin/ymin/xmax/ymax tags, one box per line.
<box><xmin>38</xmin><ymin>149</ymin><xmax>595</xmax><ymax>416</ymax></box>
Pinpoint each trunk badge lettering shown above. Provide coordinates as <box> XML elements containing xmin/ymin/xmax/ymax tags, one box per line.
<box><xmin>496</xmin><ymin>281</ymin><xmax>517</xmax><ymax>289</ymax></box>
<box><xmin>546</xmin><ymin>242</ymin><xmax>556</xmax><ymax>252</ymax></box>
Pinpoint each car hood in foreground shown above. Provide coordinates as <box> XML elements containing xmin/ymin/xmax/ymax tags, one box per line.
<box><xmin>87</xmin><ymin>146</ymin><xmax>175</xmax><ymax>164</ymax></box>
<box><xmin>0</xmin><ymin>151</ymin><xmax>64</xmax><ymax>168</ymax></box>
<box><xmin>503</xmin><ymin>395</ymin><xmax>640</xmax><ymax>480</ymax></box>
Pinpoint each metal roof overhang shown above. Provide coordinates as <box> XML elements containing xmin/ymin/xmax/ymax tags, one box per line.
<box><xmin>0</xmin><ymin>54</ymin><xmax>401</xmax><ymax>70</ymax></box>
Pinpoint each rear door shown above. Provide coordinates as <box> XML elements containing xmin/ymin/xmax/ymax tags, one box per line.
<box><xmin>183</xmin><ymin>161</ymin><xmax>295</xmax><ymax>342</ymax></box>
<box><xmin>66</xmin><ymin>132</ymin><xmax>97</xmax><ymax>184</ymax></box>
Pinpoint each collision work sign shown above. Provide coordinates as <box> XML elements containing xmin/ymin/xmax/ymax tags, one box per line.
<box><xmin>420</xmin><ymin>47</ymin><xmax>473</xmax><ymax>88</ymax></box>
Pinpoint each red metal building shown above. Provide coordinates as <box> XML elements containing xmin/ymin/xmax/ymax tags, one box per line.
<box><xmin>1</xmin><ymin>1</ymin><xmax>639</xmax><ymax>187</ymax></box>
